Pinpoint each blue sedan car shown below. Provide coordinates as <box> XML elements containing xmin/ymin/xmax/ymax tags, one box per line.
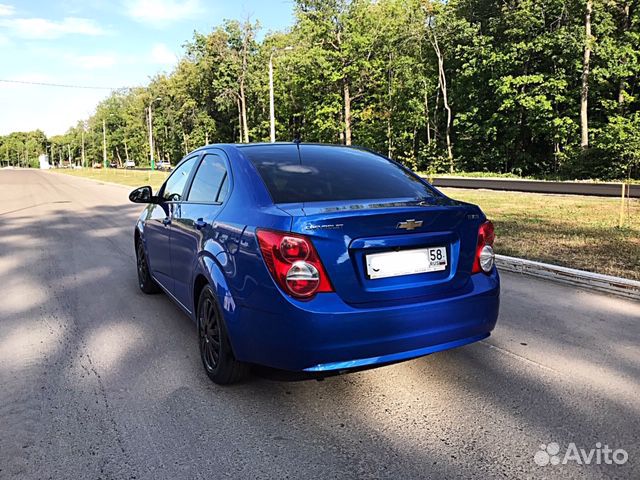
<box><xmin>130</xmin><ymin>143</ymin><xmax>499</xmax><ymax>384</ymax></box>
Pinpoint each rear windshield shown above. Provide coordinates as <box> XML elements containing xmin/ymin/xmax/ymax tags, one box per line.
<box><xmin>242</xmin><ymin>144</ymin><xmax>437</xmax><ymax>203</ymax></box>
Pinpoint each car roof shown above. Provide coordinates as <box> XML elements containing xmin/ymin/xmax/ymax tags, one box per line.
<box><xmin>192</xmin><ymin>142</ymin><xmax>362</xmax><ymax>153</ymax></box>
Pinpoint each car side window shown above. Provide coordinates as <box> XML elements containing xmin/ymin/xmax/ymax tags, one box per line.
<box><xmin>162</xmin><ymin>156</ymin><xmax>198</xmax><ymax>201</ymax></box>
<box><xmin>187</xmin><ymin>154</ymin><xmax>229</xmax><ymax>203</ymax></box>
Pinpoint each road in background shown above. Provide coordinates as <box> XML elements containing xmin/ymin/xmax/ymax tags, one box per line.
<box><xmin>1</xmin><ymin>169</ymin><xmax>638</xmax><ymax>479</ymax></box>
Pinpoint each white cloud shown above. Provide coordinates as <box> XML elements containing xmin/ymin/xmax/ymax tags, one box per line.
<box><xmin>150</xmin><ymin>43</ymin><xmax>177</xmax><ymax>66</ymax></box>
<box><xmin>0</xmin><ymin>16</ymin><xmax>106</xmax><ymax>39</ymax></box>
<box><xmin>125</xmin><ymin>0</ymin><xmax>202</xmax><ymax>26</ymax></box>
<box><xmin>0</xmin><ymin>73</ymin><xmax>110</xmax><ymax>135</ymax></box>
<box><xmin>0</xmin><ymin>3</ymin><xmax>15</xmax><ymax>16</ymax></box>
<box><xmin>65</xmin><ymin>53</ymin><xmax>119</xmax><ymax>70</ymax></box>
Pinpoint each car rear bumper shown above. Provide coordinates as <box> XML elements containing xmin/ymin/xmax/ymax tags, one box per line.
<box><xmin>302</xmin><ymin>332</ymin><xmax>489</xmax><ymax>372</ymax></box>
<box><xmin>230</xmin><ymin>271</ymin><xmax>500</xmax><ymax>372</ymax></box>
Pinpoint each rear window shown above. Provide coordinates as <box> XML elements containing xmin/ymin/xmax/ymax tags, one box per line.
<box><xmin>242</xmin><ymin>144</ymin><xmax>436</xmax><ymax>203</ymax></box>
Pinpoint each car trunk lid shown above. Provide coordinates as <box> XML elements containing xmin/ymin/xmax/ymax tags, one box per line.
<box><xmin>282</xmin><ymin>197</ymin><xmax>484</xmax><ymax>306</ymax></box>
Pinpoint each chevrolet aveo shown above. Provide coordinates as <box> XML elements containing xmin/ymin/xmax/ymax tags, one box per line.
<box><xmin>129</xmin><ymin>143</ymin><xmax>500</xmax><ymax>384</ymax></box>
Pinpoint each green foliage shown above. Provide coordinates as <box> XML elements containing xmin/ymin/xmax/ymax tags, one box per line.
<box><xmin>0</xmin><ymin>130</ymin><xmax>47</xmax><ymax>167</ymax></box>
<box><xmin>2</xmin><ymin>0</ymin><xmax>638</xmax><ymax>180</ymax></box>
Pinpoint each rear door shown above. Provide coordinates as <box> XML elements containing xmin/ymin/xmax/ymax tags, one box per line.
<box><xmin>171</xmin><ymin>151</ymin><xmax>230</xmax><ymax>310</ymax></box>
<box><xmin>145</xmin><ymin>155</ymin><xmax>199</xmax><ymax>292</ymax></box>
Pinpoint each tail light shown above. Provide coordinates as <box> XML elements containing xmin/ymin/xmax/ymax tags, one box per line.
<box><xmin>256</xmin><ymin>229</ymin><xmax>333</xmax><ymax>299</ymax></box>
<box><xmin>472</xmin><ymin>220</ymin><xmax>495</xmax><ymax>274</ymax></box>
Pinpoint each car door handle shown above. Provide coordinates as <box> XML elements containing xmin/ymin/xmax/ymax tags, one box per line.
<box><xmin>195</xmin><ymin>218</ymin><xmax>208</xmax><ymax>230</ymax></box>
<box><xmin>162</xmin><ymin>217</ymin><xmax>172</xmax><ymax>226</ymax></box>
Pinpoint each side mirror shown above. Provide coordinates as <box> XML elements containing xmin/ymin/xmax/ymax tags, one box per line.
<box><xmin>129</xmin><ymin>186</ymin><xmax>160</xmax><ymax>204</ymax></box>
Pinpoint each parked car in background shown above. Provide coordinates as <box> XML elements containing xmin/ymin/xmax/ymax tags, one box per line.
<box><xmin>125</xmin><ymin>160</ymin><xmax>136</xmax><ymax>169</ymax></box>
<box><xmin>129</xmin><ymin>143</ymin><xmax>500</xmax><ymax>384</ymax></box>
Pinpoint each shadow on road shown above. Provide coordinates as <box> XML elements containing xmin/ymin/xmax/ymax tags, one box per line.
<box><xmin>1</xmin><ymin>170</ymin><xmax>638</xmax><ymax>479</ymax></box>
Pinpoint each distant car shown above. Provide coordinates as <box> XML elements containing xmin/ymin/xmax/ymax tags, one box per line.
<box><xmin>156</xmin><ymin>161</ymin><xmax>171</xmax><ymax>171</ymax></box>
<box><xmin>109</xmin><ymin>162</ymin><xmax>119</xmax><ymax>168</ymax></box>
<box><xmin>130</xmin><ymin>143</ymin><xmax>500</xmax><ymax>384</ymax></box>
<box><xmin>125</xmin><ymin>160</ymin><xmax>136</xmax><ymax>169</ymax></box>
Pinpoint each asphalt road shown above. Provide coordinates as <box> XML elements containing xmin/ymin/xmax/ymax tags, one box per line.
<box><xmin>1</xmin><ymin>168</ymin><xmax>638</xmax><ymax>480</ymax></box>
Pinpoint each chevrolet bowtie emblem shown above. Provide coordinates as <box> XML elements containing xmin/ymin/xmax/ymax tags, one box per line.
<box><xmin>397</xmin><ymin>219</ymin><xmax>423</xmax><ymax>230</ymax></box>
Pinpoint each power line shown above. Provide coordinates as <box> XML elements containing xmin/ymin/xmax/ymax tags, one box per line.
<box><xmin>0</xmin><ymin>78</ymin><xmax>135</xmax><ymax>90</ymax></box>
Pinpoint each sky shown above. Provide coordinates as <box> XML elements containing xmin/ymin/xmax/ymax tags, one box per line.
<box><xmin>0</xmin><ymin>0</ymin><xmax>294</xmax><ymax>136</ymax></box>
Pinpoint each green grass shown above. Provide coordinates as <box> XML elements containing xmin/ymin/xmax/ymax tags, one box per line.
<box><xmin>53</xmin><ymin>167</ymin><xmax>171</xmax><ymax>191</ymax></box>
<box><xmin>52</xmin><ymin>168</ymin><xmax>639</xmax><ymax>280</ymax></box>
<box><xmin>441</xmin><ymin>188</ymin><xmax>640</xmax><ymax>280</ymax></box>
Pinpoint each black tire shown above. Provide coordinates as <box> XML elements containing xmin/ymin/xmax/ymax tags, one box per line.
<box><xmin>136</xmin><ymin>240</ymin><xmax>161</xmax><ymax>294</ymax></box>
<box><xmin>197</xmin><ymin>285</ymin><xmax>249</xmax><ymax>385</ymax></box>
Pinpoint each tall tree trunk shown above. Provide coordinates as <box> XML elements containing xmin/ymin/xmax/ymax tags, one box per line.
<box><xmin>618</xmin><ymin>2</ymin><xmax>632</xmax><ymax>108</ymax></box>
<box><xmin>431</xmin><ymin>32</ymin><xmax>453</xmax><ymax>171</ymax></box>
<box><xmin>124</xmin><ymin>139</ymin><xmax>129</xmax><ymax>162</ymax></box>
<box><xmin>240</xmin><ymin>82</ymin><xmax>249</xmax><ymax>143</ymax></box>
<box><xmin>240</xmin><ymin>22</ymin><xmax>250</xmax><ymax>144</ymax></box>
<box><xmin>434</xmin><ymin>88</ymin><xmax>440</xmax><ymax>138</ymax></box>
<box><xmin>237</xmin><ymin>97</ymin><xmax>243</xmax><ymax>143</ymax></box>
<box><xmin>387</xmin><ymin>64</ymin><xmax>393</xmax><ymax>158</ymax></box>
<box><xmin>387</xmin><ymin>117</ymin><xmax>392</xmax><ymax>158</ymax></box>
<box><xmin>580</xmin><ymin>0</ymin><xmax>592</xmax><ymax>149</ymax></box>
<box><xmin>424</xmin><ymin>83</ymin><xmax>431</xmax><ymax>144</ymax></box>
<box><xmin>343</xmin><ymin>81</ymin><xmax>352</xmax><ymax>146</ymax></box>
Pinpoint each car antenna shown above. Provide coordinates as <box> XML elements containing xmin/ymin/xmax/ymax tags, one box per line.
<box><xmin>293</xmin><ymin>132</ymin><xmax>302</xmax><ymax>163</ymax></box>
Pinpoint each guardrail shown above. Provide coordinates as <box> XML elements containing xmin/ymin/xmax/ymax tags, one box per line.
<box><xmin>423</xmin><ymin>176</ymin><xmax>639</xmax><ymax>198</ymax></box>
<box><xmin>496</xmin><ymin>255</ymin><xmax>640</xmax><ymax>300</ymax></box>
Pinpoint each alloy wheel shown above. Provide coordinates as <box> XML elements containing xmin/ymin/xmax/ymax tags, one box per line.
<box><xmin>199</xmin><ymin>295</ymin><xmax>221</xmax><ymax>372</ymax></box>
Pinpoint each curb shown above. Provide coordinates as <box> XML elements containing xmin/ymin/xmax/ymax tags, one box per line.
<box><xmin>496</xmin><ymin>254</ymin><xmax>640</xmax><ymax>300</ymax></box>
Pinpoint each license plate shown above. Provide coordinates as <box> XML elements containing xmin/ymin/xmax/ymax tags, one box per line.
<box><xmin>366</xmin><ymin>246</ymin><xmax>447</xmax><ymax>279</ymax></box>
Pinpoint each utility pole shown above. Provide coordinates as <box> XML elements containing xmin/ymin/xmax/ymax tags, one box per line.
<box><xmin>81</xmin><ymin>129</ymin><xmax>86</xmax><ymax>168</ymax></box>
<box><xmin>102</xmin><ymin>118</ymin><xmax>108</xmax><ymax>168</ymax></box>
<box><xmin>147</xmin><ymin>107</ymin><xmax>154</xmax><ymax>170</ymax></box>
<box><xmin>269</xmin><ymin>53</ymin><xmax>275</xmax><ymax>143</ymax></box>
<box><xmin>269</xmin><ymin>46</ymin><xmax>293</xmax><ymax>143</ymax></box>
<box><xmin>148</xmin><ymin>97</ymin><xmax>161</xmax><ymax>170</ymax></box>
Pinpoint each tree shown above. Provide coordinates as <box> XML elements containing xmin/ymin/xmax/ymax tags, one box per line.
<box><xmin>581</xmin><ymin>0</ymin><xmax>593</xmax><ymax>148</ymax></box>
<box><xmin>6</xmin><ymin>0</ymin><xmax>637</xmax><ymax>180</ymax></box>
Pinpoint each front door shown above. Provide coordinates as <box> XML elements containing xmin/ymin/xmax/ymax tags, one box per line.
<box><xmin>171</xmin><ymin>152</ymin><xmax>230</xmax><ymax>310</ymax></box>
<box><xmin>145</xmin><ymin>155</ymin><xmax>199</xmax><ymax>294</ymax></box>
<box><xmin>144</xmin><ymin>202</ymin><xmax>173</xmax><ymax>290</ymax></box>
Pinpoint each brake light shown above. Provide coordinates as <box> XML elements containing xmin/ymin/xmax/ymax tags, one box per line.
<box><xmin>472</xmin><ymin>220</ymin><xmax>495</xmax><ymax>274</ymax></box>
<box><xmin>256</xmin><ymin>229</ymin><xmax>333</xmax><ymax>299</ymax></box>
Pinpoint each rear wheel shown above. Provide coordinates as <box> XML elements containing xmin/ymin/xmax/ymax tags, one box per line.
<box><xmin>136</xmin><ymin>240</ymin><xmax>160</xmax><ymax>294</ymax></box>
<box><xmin>197</xmin><ymin>285</ymin><xmax>249</xmax><ymax>385</ymax></box>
